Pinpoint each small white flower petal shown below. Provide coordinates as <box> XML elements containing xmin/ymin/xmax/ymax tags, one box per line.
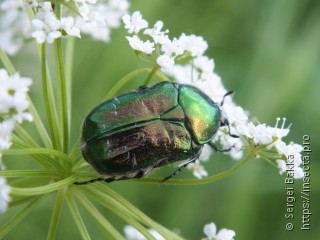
<box><xmin>204</xmin><ymin>222</ymin><xmax>217</xmax><ymax>238</ymax></box>
<box><xmin>31</xmin><ymin>30</ymin><xmax>46</xmax><ymax>44</ymax></box>
<box><xmin>61</xmin><ymin>17</ymin><xmax>81</xmax><ymax>38</ymax></box>
<box><xmin>178</xmin><ymin>33</ymin><xmax>208</xmax><ymax>56</ymax></box>
<box><xmin>122</xmin><ymin>11</ymin><xmax>148</xmax><ymax>34</ymax></box>
<box><xmin>161</xmin><ymin>38</ymin><xmax>184</xmax><ymax>56</ymax></box>
<box><xmin>47</xmin><ymin>31</ymin><xmax>61</xmax><ymax>44</ymax></box>
<box><xmin>216</xmin><ymin>228</ymin><xmax>236</xmax><ymax>240</ymax></box>
<box><xmin>144</xmin><ymin>20</ymin><xmax>169</xmax><ymax>44</ymax></box>
<box><xmin>194</xmin><ymin>56</ymin><xmax>215</xmax><ymax>73</ymax></box>
<box><xmin>276</xmin><ymin>160</ymin><xmax>286</xmax><ymax>174</ymax></box>
<box><xmin>32</xmin><ymin>18</ymin><xmax>45</xmax><ymax>29</ymax></box>
<box><xmin>156</xmin><ymin>55</ymin><xmax>174</xmax><ymax>71</ymax></box>
<box><xmin>126</xmin><ymin>35</ymin><xmax>154</xmax><ymax>54</ymax></box>
<box><xmin>199</xmin><ymin>145</ymin><xmax>213</xmax><ymax>162</ymax></box>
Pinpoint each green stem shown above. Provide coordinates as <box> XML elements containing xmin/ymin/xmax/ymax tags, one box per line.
<box><xmin>70</xmin><ymin>136</ymin><xmax>81</xmax><ymax>164</ymax></box>
<box><xmin>56</xmin><ymin>38</ymin><xmax>69</xmax><ymax>153</ymax></box>
<box><xmin>75</xmin><ymin>191</ymin><xmax>125</xmax><ymax>240</ymax></box>
<box><xmin>7</xmin><ymin>139</ymin><xmax>61</xmax><ymax>170</ymax></box>
<box><xmin>93</xmin><ymin>184</ymin><xmax>183</xmax><ymax>240</ymax></box>
<box><xmin>9</xmin><ymin>196</ymin><xmax>39</xmax><ymax>208</ymax></box>
<box><xmin>83</xmin><ymin>186</ymin><xmax>156</xmax><ymax>240</ymax></box>
<box><xmin>0</xmin><ymin>197</ymin><xmax>43</xmax><ymax>239</ymax></box>
<box><xmin>143</xmin><ymin>65</ymin><xmax>159</xmax><ymax>85</ymax></box>
<box><xmin>102</xmin><ymin>67</ymin><xmax>169</xmax><ymax>102</ymax></box>
<box><xmin>2</xmin><ymin>148</ymin><xmax>71</xmax><ymax>163</ymax></box>
<box><xmin>65</xmin><ymin>37</ymin><xmax>74</xmax><ymax>134</ymax></box>
<box><xmin>0</xmin><ymin>49</ymin><xmax>15</xmax><ymax>74</ymax></box>
<box><xmin>13</xmin><ymin>124</ymin><xmax>39</xmax><ymax>147</ymax></box>
<box><xmin>10</xmin><ymin>175</ymin><xmax>77</xmax><ymax>196</ymax></box>
<box><xmin>66</xmin><ymin>194</ymin><xmax>91</xmax><ymax>240</ymax></box>
<box><xmin>47</xmin><ymin>189</ymin><xmax>66</xmax><ymax>240</ymax></box>
<box><xmin>27</xmin><ymin>98</ymin><xmax>52</xmax><ymax>148</ymax></box>
<box><xmin>41</xmin><ymin>44</ymin><xmax>60</xmax><ymax>150</ymax></box>
<box><xmin>0</xmin><ymin>170</ymin><xmax>59</xmax><ymax>178</ymax></box>
<box><xmin>136</xmin><ymin>154</ymin><xmax>254</xmax><ymax>185</ymax></box>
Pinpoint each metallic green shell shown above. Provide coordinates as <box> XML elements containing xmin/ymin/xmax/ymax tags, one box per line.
<box><xmin>81</xmin><ymin>82</ymin><xmax>221</xmax><ymax>176</ymax></box>
<box><xmin>82</xmin><ymin>82</ymin><xmax>179</xmax><ymax>143</ymax></box>
<box><xmin>178</xmin><ymin>85</ymin><xmax>221</xmax><ymax>144</ymax></box>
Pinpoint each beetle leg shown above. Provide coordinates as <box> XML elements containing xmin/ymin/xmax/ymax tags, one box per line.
<box><xmin>74</xmin><ymin>177</ymin><xmax>107</xmax><ymax>185</ymax></box>
<box><xmin>220</xmin><ymin>118</ymin><xmax>239</xmax><ymax>138</ymax></box>
<box><xmin>160</xmin><ymin>157</ymin><xmax>198</xmax><ymax>183</ymax></box>
<box><xmin>208</xmin><ymin>141</ymin><xmax>234</xmax><ymax>152</ymax></box>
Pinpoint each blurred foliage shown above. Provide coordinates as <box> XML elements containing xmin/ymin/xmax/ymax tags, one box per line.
<box><xmin>1</xmin><ymin>0</ymin><xmax>319</xmax><ymax>239</ymax></box>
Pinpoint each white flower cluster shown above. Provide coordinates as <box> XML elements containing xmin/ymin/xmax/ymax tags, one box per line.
<box><xmin>0</xmin><ymin>0</ymin><xmax>31</xmax><ymax>55</ymax></box>
<box><xmin>31</xmin><ymin>0</ymin><xmax>129</xmax><ymax>44</ymax></box>
<box><xmin>123</xmin><ymin>225</ymin><xmax>164</xmax><ymax>240</ymax></box>
<box><xmin>123</xmin><ymin>222</ymin><xmax>235</xmax><ymax>240</ymax></box>
<box><xmin>203</xmin><ymin>222</ymin><xmax>236</xmax><ymax>240</ymax></box>
<box><xmin>76</xmin><ymin>0</ymin><xmax>129</xmax><ymax>42</ymax></box>
<box><xmin>0</xmin><ymin>0</ymin><xmax>129</xmax><ymax>54</ymax></box>
<box><xmin>0</xmin><ymin>68</ymin><xmax>32</xmax><ymax>213</ymax></box>
<box><xmin>122</xmin><ymin>12</ymin><xmax>304</xmax><ymax>179</ymax></box>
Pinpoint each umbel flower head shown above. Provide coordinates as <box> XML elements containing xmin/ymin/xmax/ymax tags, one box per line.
<box><xmin>122</xmin><ymin>11</ymin><xmax>305</xmax><ymax>179</ymax></box>
<box><xmin>0</xmin><ymin>0</ymin><xmax>129</xmax><ymax>54</ymax></box>
<box><xmin>0</xmin><ymin>68</ymin><xmax>32</xmax><ymax>213</ymax></box>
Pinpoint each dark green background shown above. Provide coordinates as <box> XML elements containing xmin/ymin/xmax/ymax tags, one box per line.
<box><xmin>2</xmin><ymin>0</ymin><xmax>319</xmax><ymax>239</ymax></box>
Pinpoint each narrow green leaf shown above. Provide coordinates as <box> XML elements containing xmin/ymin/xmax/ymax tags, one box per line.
<box><xmin>10</xmin><ymin>175</ymin><xmax>77</xmax><ymax>196</ymax></box>
<box><xmin>0</xmin><ymin>170</ymin><xmax>58</xmax><ymax>178</ymax></box>
<box><xmin>0</xmin><ymin>49</ymin><xmax>15</xmax><ymax>75</ymax></box>
<box><xmin>2</xmin><ymin>148</ymin><xmax>71</xmax><ymax>162</ymax></box>
<box><xmin>41</xmin><ymin>44</ymin><xmax>61</xmax><ymax>151</ymax></box>
<box><xmin>143</xmin><ymin>65</ymin><xmax>159</xmax><ymax>85</ymax></box>
<box><xmin>66</xmin><ymin>194</ymin><xmax>91</xmax><ymax>240</ymax></box>
<box><xmin>65</xmin><ymin>37</ymin><xmax>74</xmax><ymax>141</ymax></box>
<box><xmin>13</xmin><ymin>124</ymin><xmax>39</xmax><ymax>147</ymax></box>
<box><xmin>56</xmin><ymin>37</ymin><xmax>69</xmax><ymax>154</ymax></box>
<box><xmin>47</xmin><ymin>189</ymin><xmax>66</xmax><ymax>240</ymax></box>
<box><xmin>102</xmin><ymin>68</ymin><xmax>169</xmax><ymax>102</ymax></box>
<box><xmin>75</xmin><ymin>192</ymin><xmax>124</xmax><ymax>240</ymax></box>
<box><xmin>0</xmin><ymin>197</ymin><xmax>42</xmax><ymax>239</ymax></box>
<box><xmin>4</xmin><ymin>139</ymin><xmax>61</xmax><ymax>170</ymax></box>
<box><xmin>92</xmin><ymin>184</ymin><xmax>183</xmax><ymax>240</ymax></box>
<box><xmin>27</xmin><ymin>97</ymin><xmax>52</xmax><ymax>148</ymax></box>
<box><xmin>82</xmin><ymin>186</ymin><xmax>155</xmax><ymax>240</ymax></box>
<box><xmin>134</xmin><ymin>154</ymin><xmax>253</xmax><ymax>185</ymax></box>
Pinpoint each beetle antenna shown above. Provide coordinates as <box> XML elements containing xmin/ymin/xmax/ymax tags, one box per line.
<box><xmin>220</xmin><ymin>90</ymin><xmax>234</xmax><ymax>106</ymax></box>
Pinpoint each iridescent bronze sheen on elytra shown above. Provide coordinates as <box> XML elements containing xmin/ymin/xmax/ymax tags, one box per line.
<box><xmin>80</xmin><ymin>81</ymin><xmax>221</xmax><ymax>182</ymax></box>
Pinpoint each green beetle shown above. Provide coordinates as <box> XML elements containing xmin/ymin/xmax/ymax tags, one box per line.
<box><xmin>75</xmin><ymin>81</ymin><xmax>236</xmax><ymax>184</ymax></box>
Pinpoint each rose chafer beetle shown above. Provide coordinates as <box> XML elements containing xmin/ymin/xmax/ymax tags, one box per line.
<box><xmin>75</xmin><ymin>81</ymin><xmax>237</xmax><ymax>185</ymax></box>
